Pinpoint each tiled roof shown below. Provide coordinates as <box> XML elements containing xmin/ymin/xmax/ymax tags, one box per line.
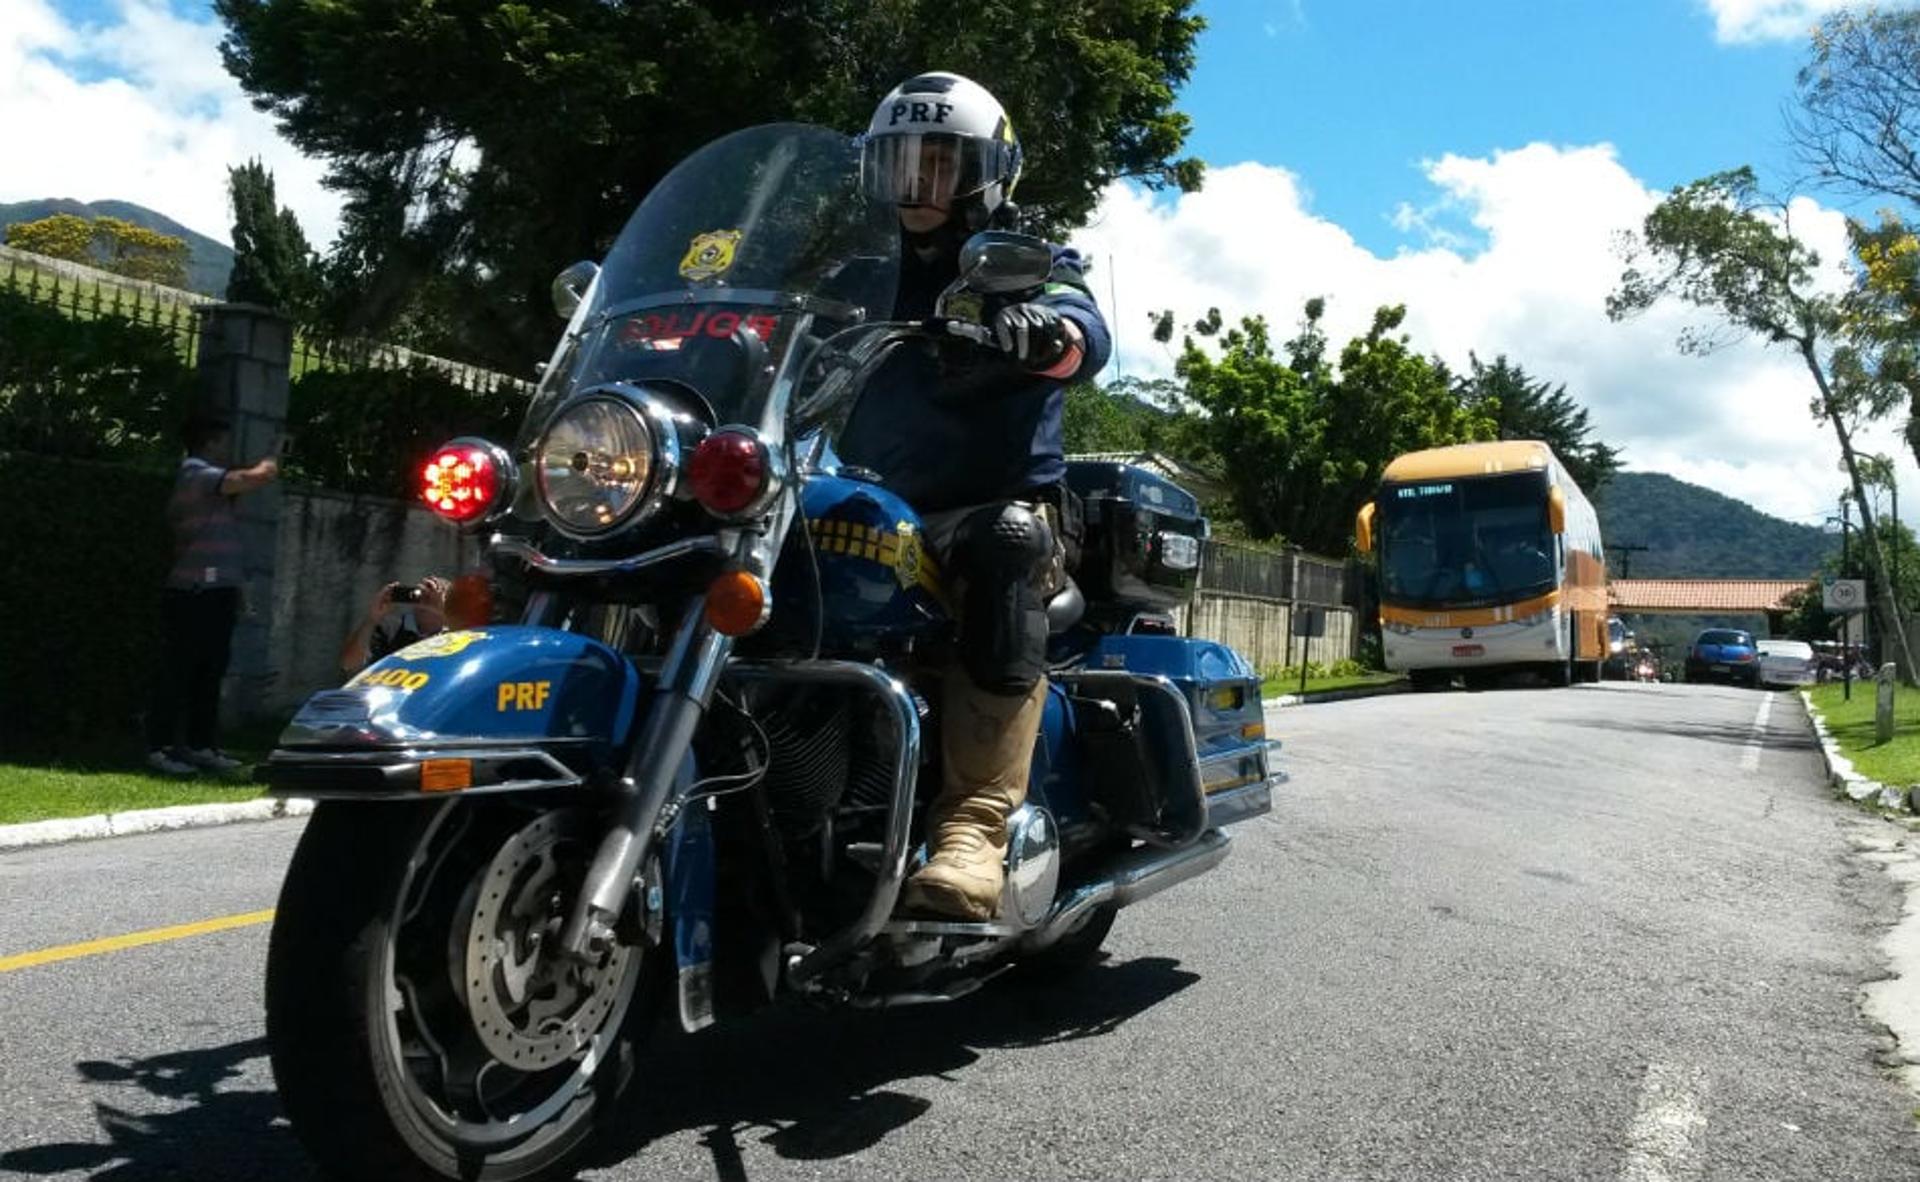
<box><xmin>1608</xmin><ymin>579</ymin><xmax>1805</xmax><ymax>613</ymax></box>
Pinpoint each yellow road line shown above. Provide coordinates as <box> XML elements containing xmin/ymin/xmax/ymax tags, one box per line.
<box><xmin>0</xmin><ymin>908</ymin><xmax>275</xmax><ymax>974</ymax></box>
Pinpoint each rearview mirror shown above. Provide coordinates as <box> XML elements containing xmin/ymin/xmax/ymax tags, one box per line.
<box><xmin>1355</xmin><ymin>502</ymin><xmax>1375</xmax><ymax>553</ymax></box>
<box><xmin>1547</xmin><ymin>486</ymin><xmax>1566</xmax><ymax>535</ymax></box>
<box><xmin>552</xmin><ymin>260</ymin><xmax>600</xmax><ymax>319</ymax></box>
<box><xmin>958</xmin><ymin>231</ymin><xmax>1053</xmax><ymax>294</ymax></box>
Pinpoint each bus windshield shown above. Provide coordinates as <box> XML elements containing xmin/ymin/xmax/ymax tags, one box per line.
<box><xmin>1378</xmin><ymin>471</ymin><xmax>1555</xmax><ymax>608</ymax></box>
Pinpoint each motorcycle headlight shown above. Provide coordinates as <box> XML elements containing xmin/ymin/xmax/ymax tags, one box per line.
<box><xmin>535</xmin><ymin>395</ymin><xmax>656</xmax><ymax>536</ymax></box>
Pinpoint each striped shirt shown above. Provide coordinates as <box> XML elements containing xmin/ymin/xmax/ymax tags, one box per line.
<box><xmin>165</xmin><ymin>456</ymin><xmax>244</xmax><ymax>589</ymax></box>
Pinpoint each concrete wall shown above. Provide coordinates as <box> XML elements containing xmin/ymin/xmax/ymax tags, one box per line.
<box><xmin>1186</xmin><ymin>591</ymin><xmax>1356</xmax><ymax>673</ymax></box>
<box><xmin>263</xmin><ymin>487</ymin><xmax>481</xmax><ymax>714</ymax></box>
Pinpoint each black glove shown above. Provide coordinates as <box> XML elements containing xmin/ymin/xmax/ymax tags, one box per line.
<box><xmin>992</xmin><ymin>302</ymin><xmax>1071</xmax><ymax>370</ymax></box>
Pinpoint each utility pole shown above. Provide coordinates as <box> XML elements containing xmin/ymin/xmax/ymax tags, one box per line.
<box><xmin>1894</xmin><ymin>476</ymin><xmax>1903</xmax><ymax>624</ymax></box>
<box><xmin>1842</xmin><ymin>496</ymin><xmax>1856</xmax><ymax>701</ymax></box>
<box><xmin>1607</xmin><ymin>543</ymin><xmax>1651</xmax><ymax>580</ymax></box>
<box><xmin>1842</xmin><ymin>493</ymin><xmax>1853</xmax><ymax>575</ymax></box>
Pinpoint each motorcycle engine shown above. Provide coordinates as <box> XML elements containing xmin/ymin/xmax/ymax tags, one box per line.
<box><xmin>755</xmin><ymin>690</ymin><xmax>898</xmax><ymax>835</ymax></box>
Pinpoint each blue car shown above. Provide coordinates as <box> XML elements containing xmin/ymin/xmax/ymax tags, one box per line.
<box><xmin>1684</xmin><ymin>628</ymin><xmax>1760</xmax><ymax>687</ymax></box>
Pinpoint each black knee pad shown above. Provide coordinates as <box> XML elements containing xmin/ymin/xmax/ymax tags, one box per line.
<box><xmin>950</xmin><ymin>503</ymin><xmax>1054</xmax><ymax>695</ymax></box>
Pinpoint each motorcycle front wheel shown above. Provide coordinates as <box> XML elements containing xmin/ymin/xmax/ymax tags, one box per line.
<box><xmin>266</xmin><ymin>799</ymin><xmax>656</xmax><ymax>1182</ymax></box>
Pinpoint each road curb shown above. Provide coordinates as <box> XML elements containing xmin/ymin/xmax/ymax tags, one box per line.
<box><xmin>0</xmin><ymin>796</ymin><xmax>315</xmax><ymax>852</ymax></box>
<box><xmin>1799</xmin><ymin>690</ymin><xmax>1914</xmax><ymax>813</ymax></box>
<box><xmin>1266</xmin><ymin>681</ymin><xmax>1410</xmax><ymax>709</ymax></box>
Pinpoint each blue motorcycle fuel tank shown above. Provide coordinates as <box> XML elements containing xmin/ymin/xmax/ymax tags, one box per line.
<box><xmin>772</xmin><ymin>474</ymin><xmax>951</xmax><ymax>646</ymax></box>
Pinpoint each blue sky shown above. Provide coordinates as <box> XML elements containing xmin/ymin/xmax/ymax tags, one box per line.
<box><xmin>2</xmin><ymin>0</ymin><xmax>1915</xmax><ymax>523</ymax></box>
<box><xmin>1180</xmin><ymin>0</ymin><xmax>1821</xmax><ymax>254</ymax></box>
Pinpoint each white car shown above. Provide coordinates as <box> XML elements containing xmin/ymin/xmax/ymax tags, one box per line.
<box><xmin>1756</xmin><ymin>638</ymin><xmax>1817</xmax><ymax>687</ymax></box>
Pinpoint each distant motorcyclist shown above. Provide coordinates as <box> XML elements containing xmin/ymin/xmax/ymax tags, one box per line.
<box><xmin>838</xmin><ymin>72</ymin><xmax>1112</xmax><ymax>920</ymax></box>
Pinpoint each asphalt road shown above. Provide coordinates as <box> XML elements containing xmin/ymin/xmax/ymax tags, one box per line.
<box><xmin>3</xmin><ymin>681</ymin><xmax>1919</xmax><ymax>1180</ymax></box>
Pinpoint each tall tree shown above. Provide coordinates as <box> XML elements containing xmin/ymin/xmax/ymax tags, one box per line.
<box><xmin>1455</xmin><ymin>354</ymin><xmax>1621</xmax><ymax>494</ymax></box>
<box><xmin>215</xmin><ymin>0</ymin><xmax>1206</xmax><ymax>366</ymax></box>
<box><xmin>1173</xmin><ymin>300</ymin><xmax>1496</xmax><ymax>554</ymax></box>
<box><xmin>226</xmin><ymin>159</ymin><xmax>318</xmax><ymax>316</ymax></box>
<box><xmin>1791</xmin><ymin>10</ymin><xmax>1920</xmax><ymax>477</ymax></box>
<box><xmin>1608</xmin><ymin>166</ymin><xmax>1916</xmax><ymax>677</ymax></box>
<box><xmin>1792</xmin><ymin>9</ymin><xmax>1920</xmax><ymax>208</ymax></box>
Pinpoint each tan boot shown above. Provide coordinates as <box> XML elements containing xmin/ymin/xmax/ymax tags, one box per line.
<box><xmin>898</xmin><ymin>671</ymin><xmax>1048</xmax><ymax>921</ymax></box>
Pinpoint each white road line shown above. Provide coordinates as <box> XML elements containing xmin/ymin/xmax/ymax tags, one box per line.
<box><xmin>1739</xmin><ymin>693</ymin><xmax>1775</xmax><ymax>773</ymax></box>
<box><xmin>1620</xmin><ymin>1062</ymin><xmax>1709</xmax><ymax>1182</ymax></box>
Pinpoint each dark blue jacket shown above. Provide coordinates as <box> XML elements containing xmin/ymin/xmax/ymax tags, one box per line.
<box><xmin>836</xmin><ymin>243</ymin><xmax>1111</xmax><ymax>513</ymax></box>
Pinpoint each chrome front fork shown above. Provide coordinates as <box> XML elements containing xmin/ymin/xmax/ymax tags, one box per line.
<box><xmin>557</xmin><ymin>597</ymin><xmax>731</xmax><ymax>959</ymax></box>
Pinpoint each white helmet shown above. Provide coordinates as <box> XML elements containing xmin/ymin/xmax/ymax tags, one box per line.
<box><xmin>861</xmin><ymin>72</ymin><xmax>1022</xmax><ymax>226</ymax></box>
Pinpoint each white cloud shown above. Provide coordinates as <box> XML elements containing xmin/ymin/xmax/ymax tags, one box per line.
<box><xmin>0</xmin><ymin>0</ymin><xmax>341</xmax><ymax>250</ymax></box>
<box><xmin>1069</xmin><ymin>141</ymin><xmax>1907</xmax><ymax>528</ymax></box>
<box><xmin>1701</xmin><ymin>0</ymin><xmax>1918</xmax><ymax>44</ymax></box>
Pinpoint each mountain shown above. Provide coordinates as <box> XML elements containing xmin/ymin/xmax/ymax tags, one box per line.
<box><xmin>1596</xmin><ymin>470</ymin><xmax>1837</xmax><ymax>580</ymax></box>
<box><xmin>0</xmin><ymin>199</ymin><xmax>233</xmax><ymax>297</ymax></box>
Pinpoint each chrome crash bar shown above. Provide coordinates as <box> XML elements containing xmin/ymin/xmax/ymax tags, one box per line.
<box><xmin>725</xmin><ymin>659</ymin><xmax>923</xmax><ymax>988</ymax></box>
<box><xmin>489</xmin><ymin>534</ymin><xmax>729</xmax><ymax>577</ymax></box>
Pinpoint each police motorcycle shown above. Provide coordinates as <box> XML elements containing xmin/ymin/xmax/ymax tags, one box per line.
<box><xmin>257</xmin><ymin>122</ymin><xmax>1282</xmax><ymax>1181</ymax></box>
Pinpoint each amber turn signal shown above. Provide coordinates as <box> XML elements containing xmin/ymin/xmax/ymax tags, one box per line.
<box><xmin>705</xmin><ymin>571</ymin><xmax>769</xmax><ymax>636</ymax></box>
<box><xmin>420</xmin><ymin>759</ymin><xmax>472</xmax><ymax>793</ymax></box>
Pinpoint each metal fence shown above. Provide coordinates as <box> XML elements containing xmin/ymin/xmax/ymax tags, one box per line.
<box><xmin>1201</xmin><ymin>540</ymin><xmax>1348</xmax><ymax>605</ymax></box>
<box><xmin>0</xmin><ymin>243</ymin><xmax>207</xmax><ymax>366</ymax></box>
<box><xmin>291</xmin><ymin>330</ymin><xmax>536</xmax><ymax>398</ymax></box>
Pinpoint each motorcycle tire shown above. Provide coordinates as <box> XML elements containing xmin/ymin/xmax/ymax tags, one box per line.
<box><xmin>266</xmin><ymin>801</ymin><xmax>654</xmax><ymax>1182</ymax></box>
<box><xmin>1013</xmin><ymin>904</ymin><xmax>1118</xmax><ymax>983</ymax></box>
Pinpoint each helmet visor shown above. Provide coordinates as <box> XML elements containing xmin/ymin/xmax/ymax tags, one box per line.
<box><xmin>861</xmin><ymin>133</ymin><xmax>1009</xmax><ymax>208</ymax></box>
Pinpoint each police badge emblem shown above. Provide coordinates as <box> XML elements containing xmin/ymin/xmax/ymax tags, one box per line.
<box><xmin>395</xmin><ymin>629</ymin><xmax>492</xmax><ymax>660</ymax></box>
<box><xmin>679</xmin><ymin>230</ymin><xmax>742</xmax><ymax>282</ymax></box>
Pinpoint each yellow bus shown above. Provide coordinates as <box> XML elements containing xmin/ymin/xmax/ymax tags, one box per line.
<box><xmin>1354</xmin><ymin>440</ymin><xmax>1607</xmax><ymax>689</ymax></box>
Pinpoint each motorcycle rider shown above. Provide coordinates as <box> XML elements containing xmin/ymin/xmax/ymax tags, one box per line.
<box><xmin>838</xmin><ymin>72</ymin><xmax>1112</xmax><ymax>921</ymax></box>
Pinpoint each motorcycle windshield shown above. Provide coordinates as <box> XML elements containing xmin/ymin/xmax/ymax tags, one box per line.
<box><xmin>524</xmin><ymin>123</ymin><xmax>899</xmax><ymax>441</ymax></box>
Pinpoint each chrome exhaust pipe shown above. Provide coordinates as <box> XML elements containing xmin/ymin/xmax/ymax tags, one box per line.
<box><xmin>1023</xmin><ymin>829</ymin><xmax>1233</xmax><ymax>952</ymax></box>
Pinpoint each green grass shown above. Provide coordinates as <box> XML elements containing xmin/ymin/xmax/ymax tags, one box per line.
<box><xmin>1263</xmin><ymin>671</ymin><xmax>1405</xmax><ymax>699</ymax></box>
<box><xmin>0</xmin><ymin>763</ymin><xmax>263</xmax><ymax>825</ymax></box>
<box><xmin>1806</xmin><ymin>682</ymin><xmax>1920</xmax><ymax>787</ymax></box>
<box><xmin>0</xmin><ymin>719</ymin><xmax>283</xmax><ymax>825</ymax></box>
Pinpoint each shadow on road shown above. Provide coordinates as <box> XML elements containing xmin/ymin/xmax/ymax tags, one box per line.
<box><xmin>0</xmin><ymin>1037</ymin><xmax>316</xmax><ymax>1181</ymax></box>
<box><xmin>587</xmin><ymin>953</ymin><xmax>1200</xmax><ymax>1178</ymax></box>
<box><xmin>0</xmin><ymin>955</ymin><xmax>1195</xmax><ymax>1181</ymax></box>
<box><xmin>1568</xmin><ymin>716</ymin><xmax>1818</xmax><ymax>751</ymax></box>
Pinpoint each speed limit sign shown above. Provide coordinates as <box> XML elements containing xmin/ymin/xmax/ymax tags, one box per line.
<box><xmin>1823</xmin><ymin>577</ymin><xmax>1867</xmax><ymax>612</ymax></box>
